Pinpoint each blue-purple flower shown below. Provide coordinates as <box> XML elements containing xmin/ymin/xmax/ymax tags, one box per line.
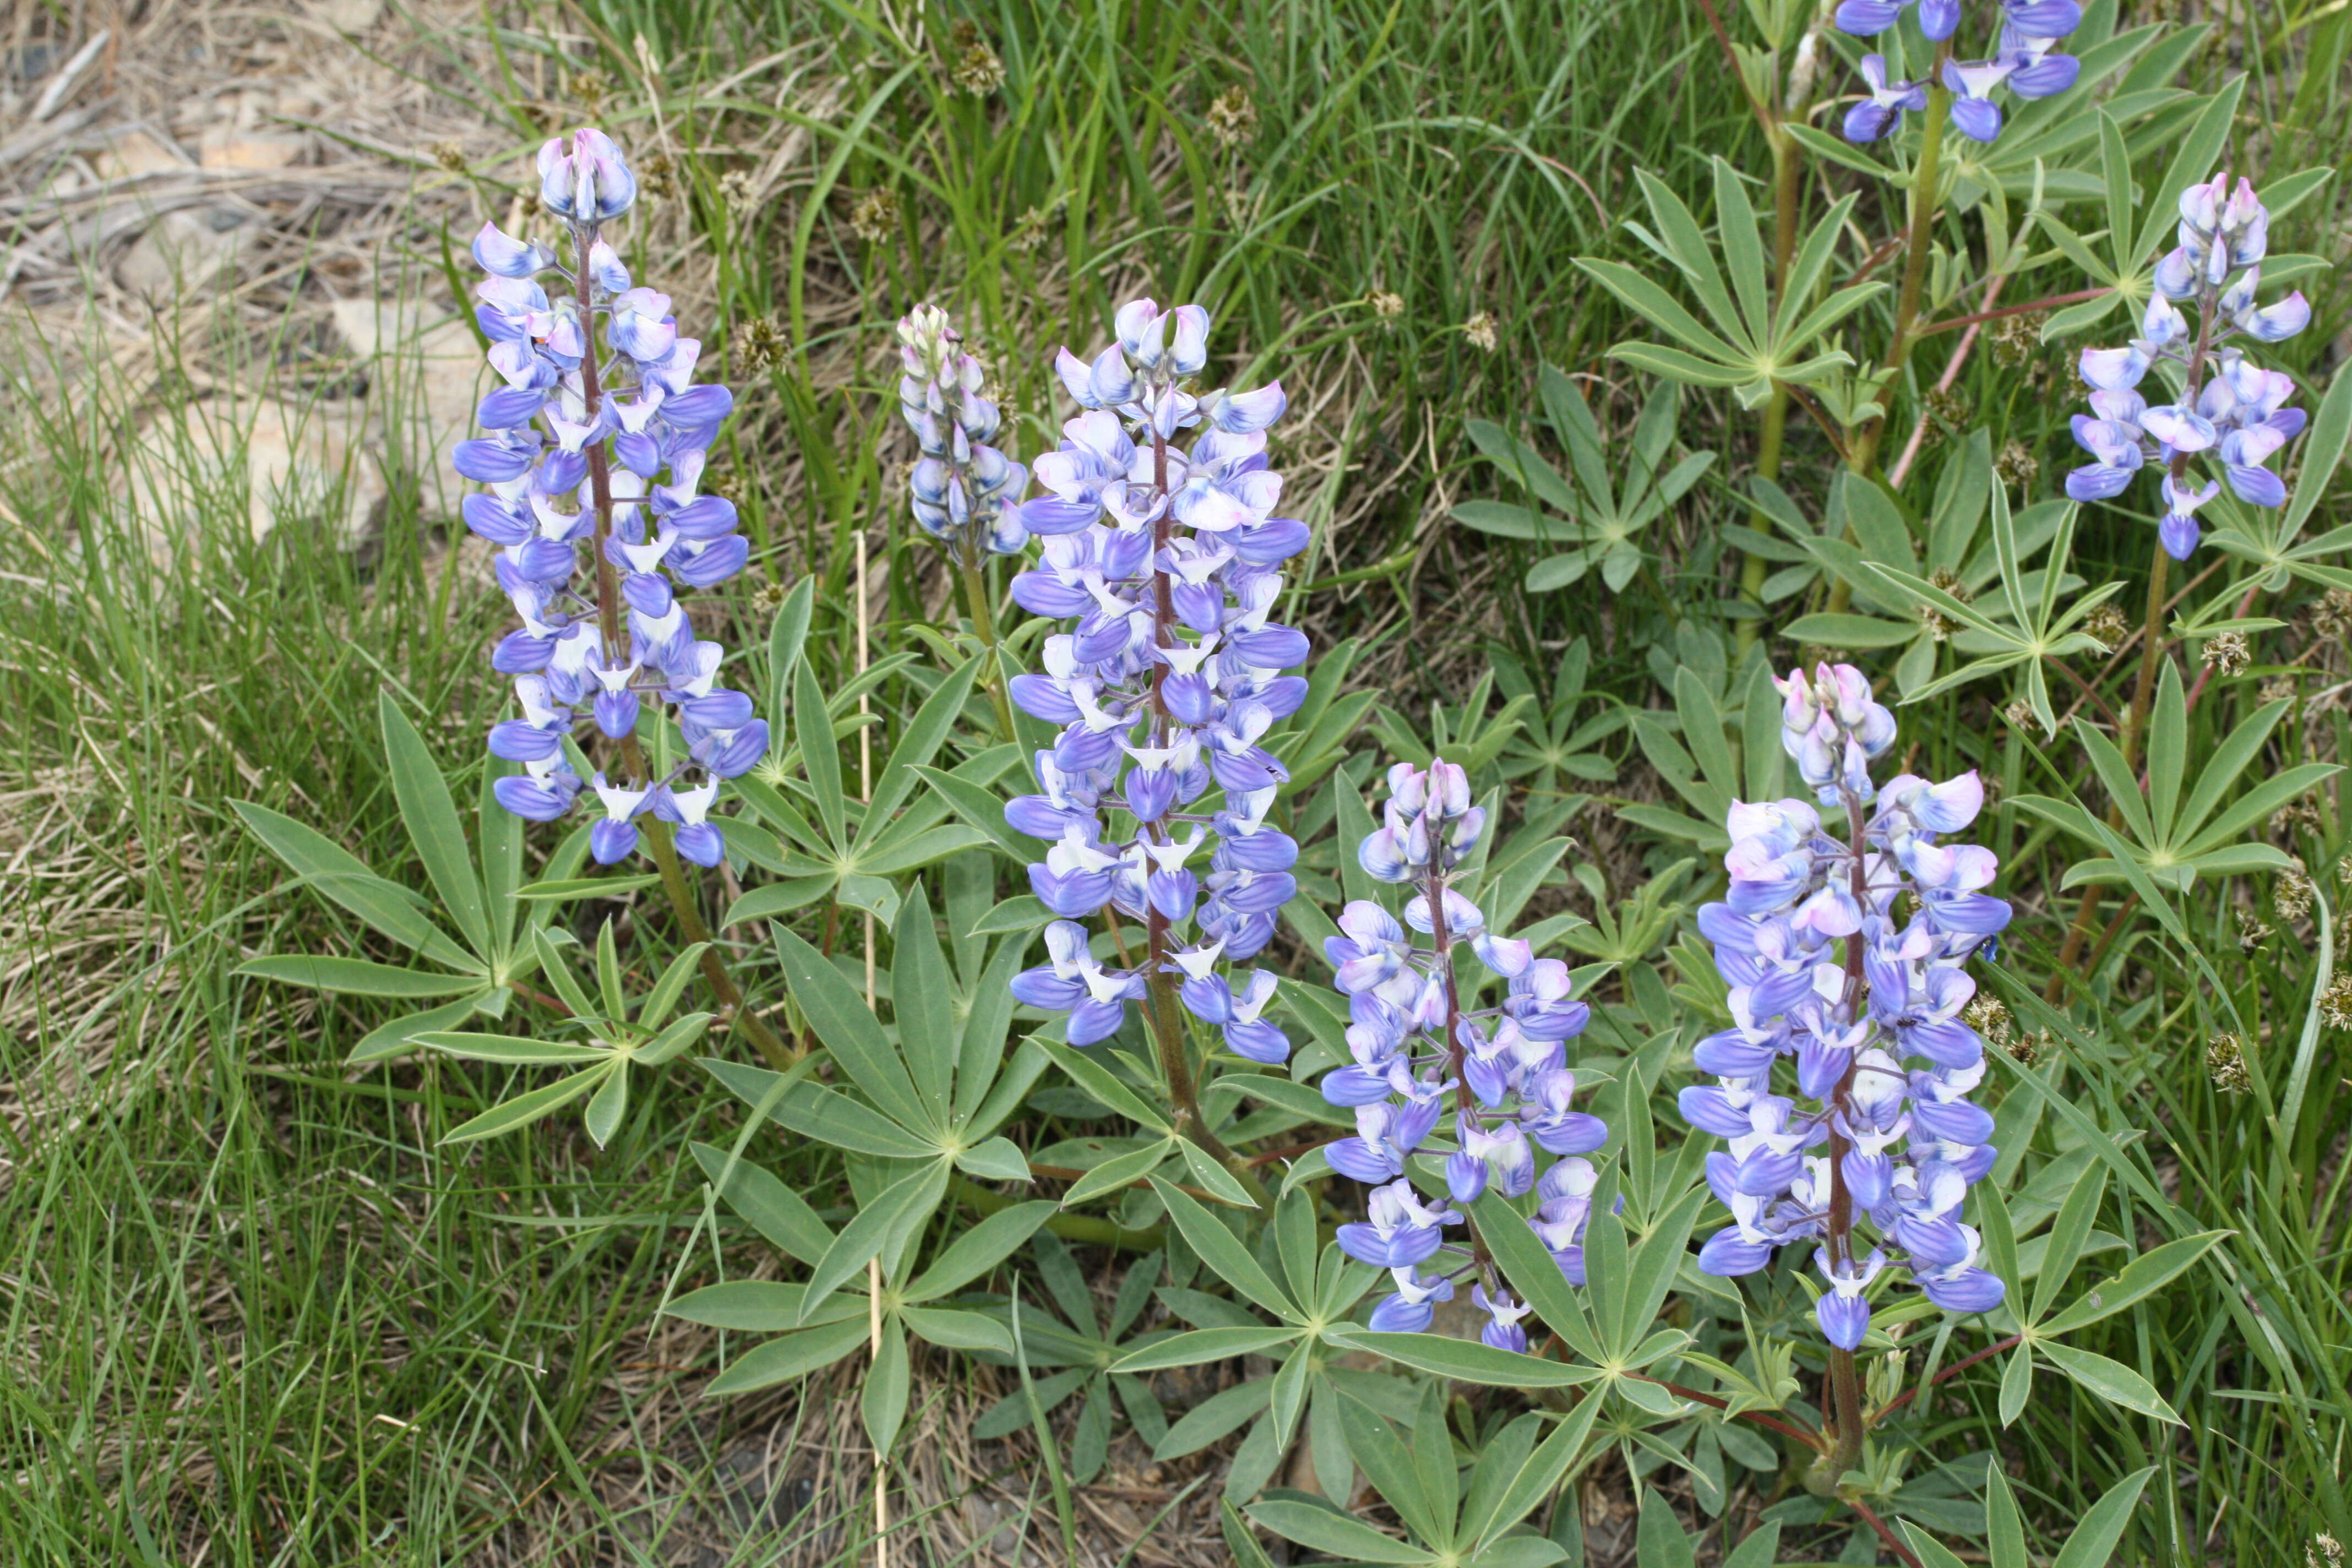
<box><xmin>2066</xmin><ymin>175</ymin><xmax>2311</xmax><ymax>558</ymax></box>
<box><xmin>1835</xmin><ymin>0</ymin><xmax>2081</xmax><ymax>143</ymax></box>
<box><xmin>1004</xmin><ymin>298</ymin><xmax>1308</xmax><ymax>1059</ymax></box>
<box><xmin>1319</xmin><ymin>759</ymin><xmax>1609</xmax><ymax>1348</ymax></box>
<box><xmin>1680</xmin><ymin>665</ymin><xmax>2010</xmax><ymax>1352</ymax></box>
<box><xmin>466</xmin><ymin>128</ymin><xmax>765</xmax><ymax>862</ymax></box>
<box><xmin>1844</xmin><ymin>56</ymin><xmax>1930</xmax><ymax>143</ymax></box>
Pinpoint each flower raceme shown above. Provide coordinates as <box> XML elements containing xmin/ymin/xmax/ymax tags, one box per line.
<box><xmin>1836</xmin><ymin>0</ymin><xmax>2083</xmax><ymax>144</ymax></box>
<box><xmin>2065</xmin><ymin>173</ymin><xmax>2312</xmax><ymax>560</ymax></box>
<box><xmin>1320</xmin><ymin>760</ymin><xmax>1609</xmax><ymax>1348</ymax></box>
<box><xmin>1681</xmin><ymin>665</ymin><xmax>2011</xmax><ymax>1352</ymax></box>
<box><xmin>464</xmin><ymin>128</ymin><xmax>766</xmax><ymax>865</ymax></box>
<box><xmin>1005</xmin><ymin>299</ymin><xmax>1307</xmax><ymax>1063</ymax></box>
<box><xmin>895</xmin><ymin>305</ymin><xmax>1028</xmax><ymax>562</ymax></box>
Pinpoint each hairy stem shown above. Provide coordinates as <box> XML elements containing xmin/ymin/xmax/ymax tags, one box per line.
<box><xmin>570</xmin><ymin>221</ymin><xmax>793</xmax><ymax>1072</ymax></box>
<box><xmin>958</xmin><ymin>557</ymin><xmax>1020</xmax><ymax>742</ymax></box>
<box><xmin>1427</xmin><ymin>853</ymin><xmax>1496</xmax><ymax>1282</ymax></box>
<box><xmin>1810</xmin><ymin>785</ymin><xmax>1873</xmax><ymax>1492</ymax></box>
<box><xmin>2049</xmin><ymin>281</ymin><xmax>2220</xmax><ymax>990</ymax></box>
<box><xmin>1135</xmin><ymin>421</ymin><xmax>1259</xmax><ymax>1197</ymax></box>
<box><xmin>1828</xmin><ymin>70</ymin><xmax>1947</xmax><ymax>613</ymax></box>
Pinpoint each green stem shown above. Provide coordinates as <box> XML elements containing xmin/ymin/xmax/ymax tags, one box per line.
<box><xmin>2049</xmin><ymin>283</ymin><xmax>2219</xmax><ymax>987</ymax></box>
<box><xmin>1140</xmin><ymin>420</ymin><xmax>1267</xmax><ymax>1206</ymax></box>
<box><xmin>1830</xmin><ymin>72</ymin><xmax>1948</xmax><ymax>613</ymax></box>
<box><xmin>1809</xmin><ymin>783</ymin><xmax>1873</xmax><ymax>1493</ymax></box>
<box><xmin>1881</xmin><ymin>79</ymin><xmax>1951</xmax><ymax>389</ymax></box>
<box><xmin>960</xmin><ymin>557</ymin><xmax>1020</xmax><ymax>742</ymax></box>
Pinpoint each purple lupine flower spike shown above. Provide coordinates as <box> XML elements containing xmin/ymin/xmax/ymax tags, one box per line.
<box><xmin>1681</xmin><ymin>665</ymin><xmax>2012</xmax><ymax>1353</ymax></box>
<box><xmin>1320</xmin><ymin>758</ymin><xmax>1608</xmax><ymax>1339</ymax></box>
<box><xmin>896</xmin><ymin>305</ymin><xmax>1029</xmax><ymax>562</ymax></box>
<box><xmin>2068</xmin><ymin>173</ymin><xmax>2311</xmax><ymax>558</ymax></box>
<box><xmin>1003</xmin><ymin>299</ymin><xmax>1308</xmax><ymax>1060</ymax></box>
<box><xmin>461</xmin><ymin>128</ymin><xmax>763</xmax><ymax>864</ymax></box>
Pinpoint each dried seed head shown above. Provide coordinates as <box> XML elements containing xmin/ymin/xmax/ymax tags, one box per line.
<box><xmin>2311</xmin><ymin>588</ymin><xmax>2352</xmax><ymax>641</ymax></box>
<box><xmin>431</xmin><ymin>140</ymin><xmax>469</xmax><ymax>173</ymax></box>
<box><xmin>851</xmin><ymin>188</ymin><xmax>901</xmax><ymax>243</ymax></box>
<box><xmin>2083</xmin><ymin>602</ymin><xmax>2130</xmax><ymax>651</ymax></box>
<box><xmin>1989</xmin><ymin>309</ymin><xmax>2046</xmax><ymax>368</ymax></box>
<box><xmin>1962</xmin><ymin>994</ymin><xmax>2013</xmax><ymax>1048</ymax></box>
<box><xmin>732</xmin><ymin>313</ymin><xmax>789</xmax><ymax>374</ymax></box>
<box><xmin>570</xmin><ymin>68</ymin><xmax>613</xmax><ymax>118</ymax></box>
<box><xmin>2277</xmin><ymin>862</ymin><xmax>2316</xmax><ymax>922</ymax></box>
<box><xmin>1463</xmin><ymin>311</ymin><xmax>1499</xmax><ymax>352</ymax></box>
<box><xmin>2272</xmin><ymin>796</ymin><xmax>2323</xmax><ymax>838</ymax></box>
<box><xmin>1995</xmin><ymin>439</ymin><xmax>2039</xmax><ymax>487</ymax></box>
<box><xmin>2258</xmin><ymin>673</ymin><xmax>2300</xmax><ymax>706</ymax></box>
<box><xmin>2208</xmin><ymin>1032</ymin><xmax>2250</xmax><ymax>1093</ymax></box>
<box><xmin>1369</xmin><ymin>289</ymin><xmax>1405</xmax><ymax>322</ymax></box>
<box><xmin>2003</xmin><ymin>698</ymin><xmax>2038</xmax><ymax>732</ymax></box>
<box><xmin>638</xmin><ymin>151</ymin><xmax>677</xmax><ymax>201</ymax></box>
<box><xmin>718</xmin><ymin>168</ymin><xmax>756</xmax><ymax>209</ymax></box>
<box><xmin>2202</xmin><ymin>630</ymin><xmax>2251</xmax><ymax>677</ymax></box>
<box><xmin>1207</xmin><ymin>84</ymin><xmax>1259</xmax><ymax>149</ymax></box>
<box><xmin>2319</xmin><ymin>976</ymin><xmax>2352</xmax><ymax>1032</ymax></box>
<box><xmin>952</xmin><ymin>38</ymin><xmax>1007</xmax><ymax>95</ymax></box>
<box><xmin>1010</xmin><ymin>204</ymin><xmax>1053</xmax><ymax>253</ymax></box>
<box><xmin>1918</xmin><ymin>568</ymin><xmax>1969</xmax><ymax>642</ymax></box>
<box><xmin>1918</xmin><ymin>387</ymin><xmax>1970</xmax><ymax>453</ymax></box>
<box><xmin>748</xmin><ymin>580</ymin><xmax>792</xmax><ymax>614</ymax></box>
<box><xmin>2237</xmin><ymin>906</ymin><xmax>2273</xmax><ymax>951</ymax></box>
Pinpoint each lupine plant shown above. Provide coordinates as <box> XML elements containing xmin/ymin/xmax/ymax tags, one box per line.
<box><xmin>1321</xmin><ymin>758</ymin><xmax>1608</xmax><ymax>1347</ymax></box>
<box><xmin>896</xmin><ymin>302</ymin><xmax>1027</xmax><ymax>737</ymax></box>
<box><xmin>456</xmin><ymin>126</ymin><xmax>791</xmax><ymax>1072</ymax></box>
<box><xmin>1684</xmin><ymin>662</ymin><xmax>2008</xmax><ymax>1483</ymax></box>
<box><xmin>1002</xmin><ymin>296</ymin><xmax>1305</xmax><ymax>1172</ymax></box>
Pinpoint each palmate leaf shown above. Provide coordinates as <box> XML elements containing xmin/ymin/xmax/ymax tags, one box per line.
<box><xmin>237</xmin><ymin>707</ymin><xmax>598</xmax><ymax>1060</ymax></box>
<box><xmin>2014</xmin><ymin>669</ymin><xmax>2342</xmax><ymax>891</ymax></box>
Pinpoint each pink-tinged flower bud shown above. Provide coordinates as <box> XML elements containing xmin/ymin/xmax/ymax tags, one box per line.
<box><xmin>1387</xmin><ymin>762</ymin><xmax>1428</xmax><ymax>818</ymax></box>
<box><xmin>1775</xmin><ymin>667</ymin><xmax>1821</xmax><ymax>733</ymax></box>
<box><xmin>2222</xmin><ymin>176</ymin><xmax>2268</xmax><ymax>265</ymax></box>
<box><xmin>1822</xmin><ymin>663</ymin><xmax>1874</xmax><ymax>727</ymax></box>
<box><xmin>1429</xmin><ymin>759</ymin><xmax>1472</xmax><ymax>819</ymax></box>
<box><xmin>2140</xmin><ymin>292</ymin><xmax>2188</xmax><ymax>348</ymax></box>
<box><xmin>537</xmin><ymin>128</ymin><xmax>636</xmax><ymax>222</ymax></box>
<box><xmin>1114</xmin><ymin>297</ymin><xmax>1166</xmax><ymax>367</ymax></box>
<box><xmin>2178</xmin><ymin>171</ymin><xmax>2223</xmax><ymax>235</ymax></box>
